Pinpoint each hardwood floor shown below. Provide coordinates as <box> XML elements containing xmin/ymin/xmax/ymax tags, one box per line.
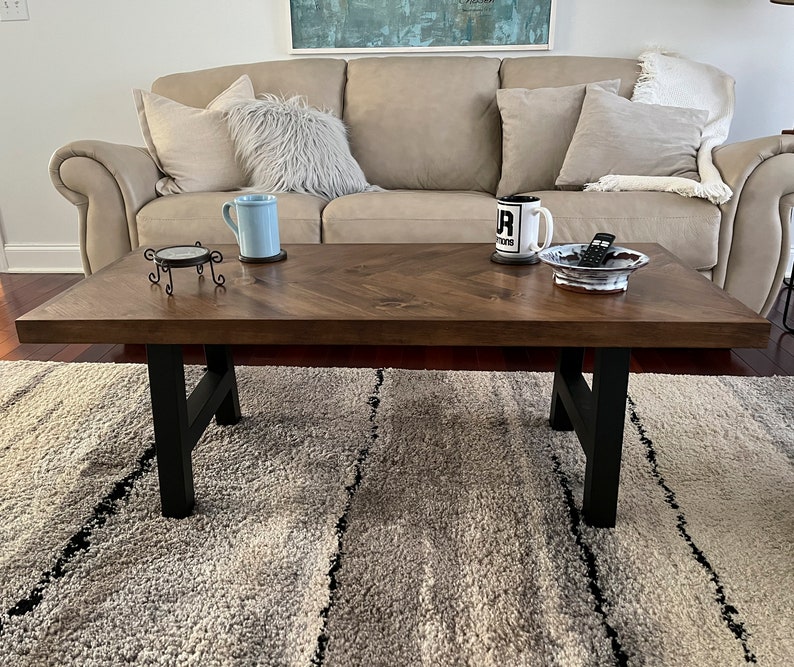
<box><xmin>2</xmin><ymin>272</ymin><xmax>793</xmax><ymax>375</ymax></box>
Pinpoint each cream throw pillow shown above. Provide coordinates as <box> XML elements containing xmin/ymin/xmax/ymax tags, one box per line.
<box><xmin>496</xmin><ymin>79</ymin><xmax>620</xmax><ymax>197</ymax></box>
<box><xmin>556</xmin><ymin>85</ymin><xmax>708</xmax><ymax>190</ymax></box>
<box><xmin>206</xmin><ymin>74</ymin><xmax>255</xmax><ymax>113</ymax></box>
<box><xmin>133</xmin><ymin>74</ymin><xmax>255</xmax><ymax>195</ymax></box>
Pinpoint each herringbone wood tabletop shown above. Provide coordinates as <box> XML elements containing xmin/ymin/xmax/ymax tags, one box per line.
<box><xmin>16</xmin><ymin>243</ymin><xmax>769</xmax><ymax>349</ymax></box>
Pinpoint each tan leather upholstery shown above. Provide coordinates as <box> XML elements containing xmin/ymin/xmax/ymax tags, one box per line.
<box><xmin>713</xmin><ymin>136</ymin><xmax>794</xmax><ymax>313</ymax></box>
<box><xmin>499</xmin><ymin>56</ymin><xmax>639</xmax><ymax>99</ymax></box>
<box><xmin>49</xmin><ymin>140</ymin><xmax>161</xmax><ymax>274</ymax></box>
<box><xmin>137</xmin><ymin>192</ymin><xmax>326</xmax><ymax>247</ymax></box>
<box><xmin>323</xmin><ymin>190</ymin><xmax>719</xmax><ymax>272</ymax></box>
<box><xmin>323</xmin><ymin>191</ymin><xmax>496</xmax><ymax>243</ymax></box>
<box><xmin>48</xmin><ymin>55</ymin><xmax>794</xmax><ymax>316</ymax></box>
<box><xmin>152</xmin><ymin>58</ymin><xmax>347</xmax><ymax>117</ymax></box>
<box><xmin>531</xmin><ymin>191</ymin><xmax>720</xmax><ymax>271</ymax></box>
<box><xmin>344</xmin><ymin>57</ymin><xmax>502</xmax><ymax>192</ymax></box>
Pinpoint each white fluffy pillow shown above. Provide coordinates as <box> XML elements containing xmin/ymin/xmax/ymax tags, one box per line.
<box><xmin>133</xmin><ymin>75</ymin><xmax>255</xmax><ymax>195</ymax></box>
<box><xmin>226</xmin><ymin>94</ymin><xmax>378</xmax><ymax>200</ymax></box>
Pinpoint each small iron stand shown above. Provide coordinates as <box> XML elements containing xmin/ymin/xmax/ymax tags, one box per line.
<box><xmin>145</xmin><ymin>242</ymin><xmax>224</xmax><ymax>295</ymax></box>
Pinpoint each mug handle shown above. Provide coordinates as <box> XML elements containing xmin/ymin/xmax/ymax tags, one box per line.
<box><xmin>222</xmin><ymin>202</ymin><xmax>239</xmax><ymax>238</ymax></box>
<box><xmin>530</xmin><ymin>207</ymin><xmax>554</xmax><ymax>252</ymax></box>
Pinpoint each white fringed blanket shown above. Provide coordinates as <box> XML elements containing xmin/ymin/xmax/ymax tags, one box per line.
<box><xmin>585</xmin><ymin>51</ymin><xmax>735</xmax><ymax>205</ymax></box>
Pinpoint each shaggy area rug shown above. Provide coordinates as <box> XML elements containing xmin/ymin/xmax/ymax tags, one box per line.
<box><xmin>0</xmin><ymin>361</ymin><xmax>791</xmax><ymax>666</ymax></box>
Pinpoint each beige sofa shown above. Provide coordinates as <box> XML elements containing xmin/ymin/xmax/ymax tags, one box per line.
<box><xmin>50</xmin><ymin>55</ymin><xmax>794</xmax><ymax>316</ymax></box>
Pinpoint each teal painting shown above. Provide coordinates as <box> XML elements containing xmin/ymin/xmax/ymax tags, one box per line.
<box><xmin>289</xmin><ymin>0</ymin><xmax>555</xmax><ymax>52</ymax></box>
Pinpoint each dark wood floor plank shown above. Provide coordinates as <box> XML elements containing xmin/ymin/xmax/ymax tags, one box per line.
<box><xmin>732</xmin><ymin>348</ymin><xmax>788</xmax><ymax>377</ymax></box>
<box><xmin>475</xmin><ymin>347</ymin><xmax>508</xmax><ymax>371</ymax></box>
<box><xmin>2</xmin><ymin>342</ymin><xmax>49</xmax><ymax>361</ymax></box>
<box><xmin>0</xmin><ymin>327</ymin><xmax>16</xmax><ymax>346</ymax></box>
<box><xmin>49</xmin><ymin>344</ymin><xmax>97</xmax><ymax>363</ymax></box>
<box><xmin>73</xmin><ymin>344</ymin><xmax>121</xmax><ymax>363</ymax></box>
<box><xmin>768</xmin><ymin>322</ymin><xmax>794</xmax><ymax>357</ymax></box>
<box><xmin>0</xmin><ymin>336</ymin><xmax>25</xmax><ymax>359</ymax></box>
<box><xmin>0</xmin><ymin>275</ymin><xmax>83</xmax><ymax>321</ymax></box>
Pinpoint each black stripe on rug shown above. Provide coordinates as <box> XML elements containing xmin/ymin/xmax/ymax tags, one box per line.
<box><xmin>312</xmin><ymin>367</ymin><xmax>384</xmax><ymax>666</ymax></box>
<box><xmin>627</xmin><ymin>395</ymin><xmax>757</xmax><ymax>664</ymax></box>
<box><xmin>0</xmin><ymin>365</ymin><xmax>58</xmax><ymax>417</ymax></box>
<box><xmin>0</xmin><ymin>443</ymin><xmax>157</xmax><ymax>636</ymax></box>
<box><xmin>548</xmin><ymin>449</ymin><xmax>629</xmax><ymax>667</ymax></box>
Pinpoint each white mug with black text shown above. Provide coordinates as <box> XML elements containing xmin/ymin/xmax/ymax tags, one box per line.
<box><xmin>495</xmin><ymin>195</ymin><xmax>554</xmax><ymax>260</ymax></box>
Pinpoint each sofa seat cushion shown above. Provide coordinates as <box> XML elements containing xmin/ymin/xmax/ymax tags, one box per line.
<box><xmin>136</xmin><ymin>191</ymin><xmax>325</xmax><ymax>247</ymax></box>
<box><xmin>532</xmin><ymin>191</ymin><xmax>720</xmax><ymax>271</ymax></box>
<box><xmin>322</xmin><ymin>191</ymin><xmax>497</xmax><ymax>243</ymax></box>
<box><xmin>323</xmin><ymin>190</ymin><xmax>719</xmax><ymax>272</ymax></box>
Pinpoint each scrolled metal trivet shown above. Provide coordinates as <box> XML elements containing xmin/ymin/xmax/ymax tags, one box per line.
<box><xmin>144</xmin><ymin>241</ymin><xmax>225</xmax><ymax>295</ymax></box>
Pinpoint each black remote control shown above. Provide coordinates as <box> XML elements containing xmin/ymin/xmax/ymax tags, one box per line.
<box><xmin>578</xmin><ymin>233</ymin><xmax>616</xmax><ymax>267</ymax></box>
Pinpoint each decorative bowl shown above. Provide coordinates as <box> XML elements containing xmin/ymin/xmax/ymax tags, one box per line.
<box><xmin>537</xmin><ymin>244</ymin><xmax>649</xmax><ymax>294</ymax></box>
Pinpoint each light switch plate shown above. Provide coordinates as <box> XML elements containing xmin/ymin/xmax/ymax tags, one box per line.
<box><xmin>0</xmin><ymin>0</ymin><xmax>30</xmax><ymax>22</ymax></box>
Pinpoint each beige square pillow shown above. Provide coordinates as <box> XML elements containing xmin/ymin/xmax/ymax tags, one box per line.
<box><xmin>206</xmin><ymin>74</ymin><xmax>255</xmax><ymax>112</ymax></box>
<box><xmin>133</xmin><ymin>75</ymin><xmax>255</xmax><ymax>195</ymax></box>
<box><xmin>496</xmin><ymin>79</ymin><xmax>620</xmax><ymax>197</ymax></box>
<box><xmin>556</xmin><ymin>84</ymin><xmax>708</xmax><ymax>190</ymax></box>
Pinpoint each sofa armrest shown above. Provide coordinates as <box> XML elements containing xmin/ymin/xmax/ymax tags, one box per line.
<box><xmin>713</xmin><ymin>135</ymin><xmax>794</xmax><ymax>316</ymax></box>
<box><xmin>49</xmin><ymin>140</ymin><xmax>162</xmax><ymax>275</ymax></box>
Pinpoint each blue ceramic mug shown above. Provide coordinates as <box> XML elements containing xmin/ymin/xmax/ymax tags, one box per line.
<box><xmin>222</xmin><ymin>194</ymin><xmax>281</xmax><ymax>260</ymax></box>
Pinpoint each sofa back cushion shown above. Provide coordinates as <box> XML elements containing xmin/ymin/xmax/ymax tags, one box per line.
<box><xmin>152</xmin><ymin>58</ymin><xmax>347</xmax><ymax>116</ymax></box>
<box><xmin>344</xmin><ymin>57</ymin><xmax>502</xmax><ymax>193</ymax></box>
<box><xmin>499</xmin><ymin>56</ymin><xmax>640</xmax><ymax>99</ymax></box>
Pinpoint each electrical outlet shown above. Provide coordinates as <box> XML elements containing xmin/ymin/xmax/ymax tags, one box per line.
<box><xmin>0</xmin><ymin>0</ymin><xmax>29</xmax><ymax>22</ymax></box>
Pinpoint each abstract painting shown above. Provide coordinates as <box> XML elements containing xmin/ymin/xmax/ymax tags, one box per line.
<box><xmin>288</xmin><ymin>0</ymin><xmax>555</xmax><ymax>52</ymax></box>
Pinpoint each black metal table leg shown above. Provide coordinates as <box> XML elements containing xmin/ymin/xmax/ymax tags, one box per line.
<box><xmin>783</xmin><ymin>276</ymin><xmax>793</xmax><ymax>333</ymax></box>
<box><xmin>550</xmin><ymin>347</ymin><xmax>585</xmax><ymax>432</ymax></box>
<box><xmin>146</xmin><ymin>344</ymin><xmax>241</xmax><ymax>518</ymax></box>
<box><xmin>549</xmin><ymin>347</ymin><xmax>631</xmax><ymax>528</ymax></box>
<box><xmin>204</xmin><ymin>344</ymin><xmax>242</xmax><ymax>425</ymax></box>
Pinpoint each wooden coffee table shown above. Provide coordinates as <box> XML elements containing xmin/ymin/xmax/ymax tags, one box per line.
<box><xmin>16</xmin><ymin>243</ymin><xmax>769</xmax><ymax>527</ymax></box>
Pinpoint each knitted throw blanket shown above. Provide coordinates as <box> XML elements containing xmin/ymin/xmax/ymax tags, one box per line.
<box><xmin>585</xmin><ymin>51</ymin><xmax>735</xmax><ymax>205</ymax></box>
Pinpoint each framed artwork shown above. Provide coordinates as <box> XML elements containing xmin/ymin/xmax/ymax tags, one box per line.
<box><xmin>288</xmin><ymin>0</ymin><xmax>556</xmax><ymax>53</ymax></box>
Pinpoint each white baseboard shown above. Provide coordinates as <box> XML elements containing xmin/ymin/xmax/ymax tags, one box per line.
<box><xmin>0</xmin><ymin>227</ymin><xmax>7</xmax><ymax>272</ymax></box>
<box><xmin>3</xmin><ymin>244</ymin><xmax>83</xmax><ymax>273</ymax></box>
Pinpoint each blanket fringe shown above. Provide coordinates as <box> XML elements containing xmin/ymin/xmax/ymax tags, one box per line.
<box><xmin>632</xmin><ymin>51</ymin><xmax>661</xmax><ymax>103</ymax></box>
<box><xmin>585</xmin><ymin>175</ymin><xmax>732</xmax><ymax>205</ymax></box>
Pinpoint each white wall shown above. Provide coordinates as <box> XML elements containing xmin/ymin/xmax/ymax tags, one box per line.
<box><xmin>0</xmin><ymin>0</ymin><xmax>792</xmax><ymax>271</ymax></box>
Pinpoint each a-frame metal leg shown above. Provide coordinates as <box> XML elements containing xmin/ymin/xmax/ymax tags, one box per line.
<box><xmin>204</xmin><ymin>344</ymin><xmax>241</xmax><ymax>425</ymax></box>
<box><xmin>146</xmin><ymin>344</ymin><xmax>241</xmax><ymax>518</ymax></box>
<box><xmin>550</xmin><ymin>347</ymin><xmax>631</xmax><ymax>527</ymax></box>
